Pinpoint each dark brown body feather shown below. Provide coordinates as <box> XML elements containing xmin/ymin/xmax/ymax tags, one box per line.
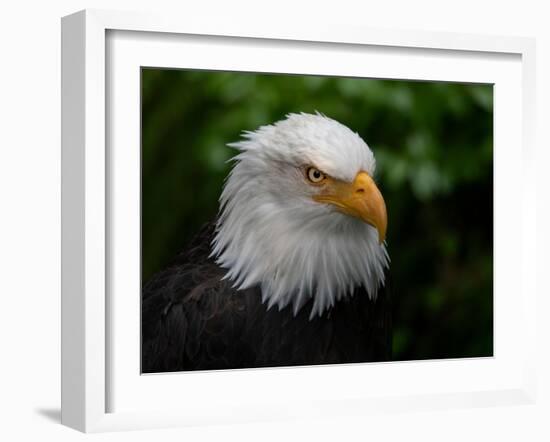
<box><xmin>142</xmin><ymin>222</ymin><xmax>391</xmax><ymax>373</ymax></box>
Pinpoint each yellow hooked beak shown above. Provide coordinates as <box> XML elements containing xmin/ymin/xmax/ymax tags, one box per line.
<box><xmin>313</xmin><ymin>171</ymin><xmax>387</xmax><ymax>243</ymax></box>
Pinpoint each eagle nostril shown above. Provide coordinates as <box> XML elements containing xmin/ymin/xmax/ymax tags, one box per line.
<box><xmin>356</xmin><ymin>188</ymin><xmax>365</xmax><ymax>194</ymax></box>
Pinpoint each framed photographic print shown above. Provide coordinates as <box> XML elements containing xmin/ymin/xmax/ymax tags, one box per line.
<box><xmin>61</xmin><ymin>9</ymin><xmax>537</xmax><ymax>432</ymax></box>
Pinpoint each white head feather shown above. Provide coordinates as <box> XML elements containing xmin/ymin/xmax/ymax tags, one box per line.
<box><xmin>211</xmin><ymin>113</ymin><xmax>389</xmax><ymax>318</ymax></box>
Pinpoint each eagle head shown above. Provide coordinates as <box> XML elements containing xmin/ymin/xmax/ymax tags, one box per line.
<box><xmin>211</xmin><ymin>112</ymin><xmax>389</xmax><ymax>318</ymax></box>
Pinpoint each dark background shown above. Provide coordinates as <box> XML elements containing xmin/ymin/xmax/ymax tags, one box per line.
<box><xmin>141</xmin><ymin>68</ymin><xmax>493</xmax><ymax>361</ymax></box>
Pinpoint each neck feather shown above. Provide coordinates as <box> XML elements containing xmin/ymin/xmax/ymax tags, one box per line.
<box><xmin>211</xmin><ymin>162</ymin><xmax>390</xmax><ymax>319</ymax></box>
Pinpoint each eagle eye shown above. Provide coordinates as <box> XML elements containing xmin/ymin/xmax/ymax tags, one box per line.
<box><xmin>306</xmin><ymin>167</ymin><xmax>326</xmax><ymax>184</ymax></box>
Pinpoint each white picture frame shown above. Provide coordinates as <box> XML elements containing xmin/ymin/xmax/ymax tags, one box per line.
<box><xmin>61</xmin><ymin>9</ymin><xmax>537</xmax><ymax>433</ymax></box>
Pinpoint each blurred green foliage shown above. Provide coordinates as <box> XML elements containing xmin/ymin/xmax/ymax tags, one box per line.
<box><xmin>142</xmin><ymin>68</ymin><xmax>493</xmax><ymax>361</ymax></box>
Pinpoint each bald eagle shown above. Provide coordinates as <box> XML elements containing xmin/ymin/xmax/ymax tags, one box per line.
<box><xmin>142</xmin><ymin>113</ymin><xmax>391</xmax><ymax>372</ymax></box>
